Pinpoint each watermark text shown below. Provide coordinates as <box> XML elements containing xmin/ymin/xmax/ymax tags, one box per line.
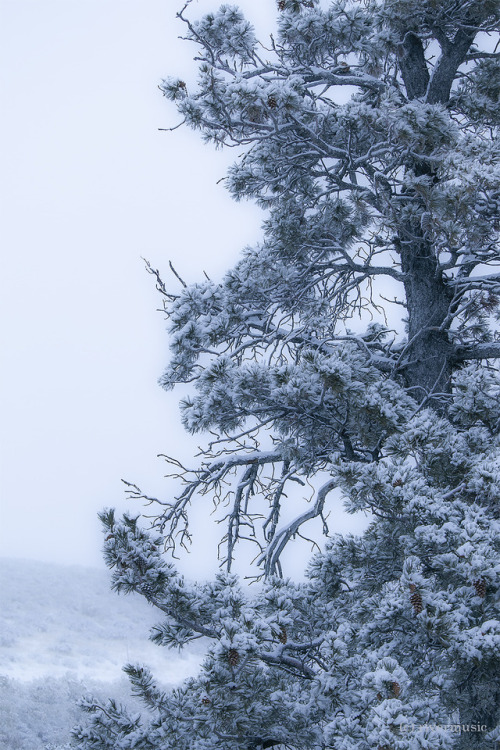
<box><xmin>401</xmin><ymin>723</ymin><xmax>488</xmax><ymax>736</ymax></box>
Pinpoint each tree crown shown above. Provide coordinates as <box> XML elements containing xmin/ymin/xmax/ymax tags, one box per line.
<box><xmin>74</xmin><ymin>2</ymin><xmax>500</xmax><ymax>748</ymax></box>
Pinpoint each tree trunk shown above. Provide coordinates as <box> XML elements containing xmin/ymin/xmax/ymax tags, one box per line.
<box><xmin>394</xmin><ymin>27</ymin><xmax>478</xmax><ymax>407</ymax></box>
<box><xmin>398</xmin><ymin>227</ymin><xmax>454</xmax><ymax>406</ymax></box>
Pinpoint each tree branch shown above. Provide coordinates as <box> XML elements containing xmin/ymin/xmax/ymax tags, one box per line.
<box><xmin>453</xmin><ymin>343</ymin><xmax>500</xmax><ymax>361</ymax></box>
<box><xmin>427</xmin><ymin>28</ymin><xmax>477</xmax><ymax>104</ymax></box>
<box><xmin>259</xmin><ymin>478</ymin><xmax>337</xmax><ymax>576</ymax></box>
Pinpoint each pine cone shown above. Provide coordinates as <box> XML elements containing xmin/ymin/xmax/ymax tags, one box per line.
<box><xmin>278</xmin><ymin>626</ymin><xmax>287</xmax><ymax>644</ymax></box>
<box><xmin>409</xmin><ymin>588</ymin><xmax>423</xmax><ymax>614</ymax></box>
<box><xmin>267</xmin><ymin>95</ymin><xmax>278</xmax><ymax>109</ymax></box>
<box><xmin>392</xmin><ymin>478</ymin><xmax>403</xmax><ymax>488</ymax></box>
<box><xmin>391</xmin><ymin>681</ymin><xmax>401</xmax><ymax>697</ymax></box>
<box><xmin>278</xmin><ymin>0</ymin><xmax>286</xmax><ymax>9</ymax></box>
<box><xmin>227</xmin><ymin>648</ymin><xmax>240</xmax><ymax>667</ymax></box>
<box><xmin>201</xmin><ymin>696</ymin><xmax>211</xmax><ymax>705</ymax></box>
<box><xmin>246</xmin><ymin>105</ymin><xmax>262</xmax><ymax>123</ymax></box>
<box><xmin>473</xmin><ymin>579</ymin><xmax>487</xmax><ymax>598</ymax></box>
<box><xmin>141</xmin><ymin>583</ymin><xmax>155</xmax><ymax>599</ymax></box>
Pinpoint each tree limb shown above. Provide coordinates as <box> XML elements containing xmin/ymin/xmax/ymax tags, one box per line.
<box><xmin>453</xmin><ymin>343</ymin><xmax>500</xmax><ymax>361</ymax></box>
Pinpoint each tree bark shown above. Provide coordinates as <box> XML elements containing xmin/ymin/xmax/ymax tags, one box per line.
<box><xmin>427</xmin><ymin>28</ymin><xmax>477</xmax><ymax>105</ymax></box>
<box><xmin>398</xmin><ymin>229</ymin><xmax>455</xmax><ymax>404</ymax></box>
<box><xmin>398</xmin><ymin>32</ymin><xmax>429</xmax><ymax>99</ymax></box>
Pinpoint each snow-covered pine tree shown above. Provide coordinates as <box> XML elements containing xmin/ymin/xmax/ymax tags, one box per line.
<box><xmin>74</xmin><ymin>1</ymin><xmax>500</xmax><ymax>748</ymax></box>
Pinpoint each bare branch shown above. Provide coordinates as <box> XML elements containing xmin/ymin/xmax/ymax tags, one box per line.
<box><xmin>169</xmin><ymin>260</ymin><xmax>188</xmax><ymax>288</ymax></box>
<box><xmin>259</xmin><ymin>478</ymin><xmax>337</xmax><ymax>577</ymax></box>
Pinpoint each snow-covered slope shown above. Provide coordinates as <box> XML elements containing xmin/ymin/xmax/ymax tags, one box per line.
<box><xmin>0</xmin><ymin>557</ymin><xmax>202</xmax><ymax>682</ymax></box>
<box><xmin>0</xmin><ymin>558</ymin><xmax>203</xmax><ymax>749</ymax></box>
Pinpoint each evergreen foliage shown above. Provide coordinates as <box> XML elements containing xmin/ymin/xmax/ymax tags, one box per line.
<box><xmin>74</xmin><ymin>1</ymin><xmax>500</xmax><ymax>748</ymax></box>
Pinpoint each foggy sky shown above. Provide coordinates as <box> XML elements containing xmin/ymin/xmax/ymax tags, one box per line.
<box><xmin>0</xmin><ymin>0</ymin><xmax>266</xmax><ymax>574</ymax></box>
<box><xmin>0</xmin><ymin>0</ymin><xmax>364</xmax><ymax>579</ymax></box>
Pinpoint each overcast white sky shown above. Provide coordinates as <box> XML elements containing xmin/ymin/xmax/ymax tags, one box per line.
<box><xmin>1</xmin><ymin>0</ymin><xmax>365</xmax><ymax>579</ymax></box>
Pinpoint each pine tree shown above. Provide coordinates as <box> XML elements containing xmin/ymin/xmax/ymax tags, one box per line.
<box><xmin>74</xmin><ymin>1</ymin><xmax>500</xmax><ymax>748</ymax></box>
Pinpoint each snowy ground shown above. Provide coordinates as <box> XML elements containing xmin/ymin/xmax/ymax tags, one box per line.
<box><xmin>0</xmin><ymin>558</ymin><xmax>203</xmax><ymax>749</ymax></box>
